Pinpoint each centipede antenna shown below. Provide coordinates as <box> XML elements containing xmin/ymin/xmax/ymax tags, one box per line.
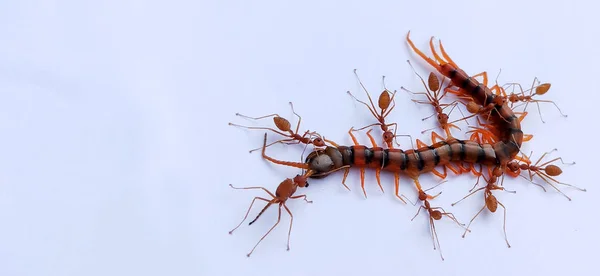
<box><xmin>261</xmin><ymin>133</ymin><xmax>310</xmax><ymax>170</ymax></box>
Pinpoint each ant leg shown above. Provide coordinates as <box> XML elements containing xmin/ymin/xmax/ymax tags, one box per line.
<box><xmin>451</xmin><ymin>187</ymin><xmax>486</xmax><ymax>206</ymax></box>
<box><xmin>229</xmin><ymin>184</ymin><xmax>276</xmax><ymax>198</ymax></box>
<box><xmin>229</xmin><ymin>123</ymin><xmax>290</xmax><ymax>137</ymax></box>
<box><xmin>497</xmin><ymin>201</ymin><xmax>511</xmax><ymax>248</ymax></box>
<box><xmin>229</xmin><ymin>196</ymin><xmax>272</xmax><ymax>234</ymax></box>
<box><xmin>429</xmin><ymin>216</ymin><xmax>444</xmax><ymax>261</ymax></box>
<box><xmin>248</xmin><ymin>138</ymin><xmax>299</xmax><ymax>153</ymax></box>
<box><xmin>411</xmin><ymin>205</ymin><xmax>426</xmax><ymax>221</ymax></box>
<box><xmin>282</xmin><ymin>204</ymin><xmax>295</xmax><ymax>251</ymax></box>
<box><xmin>247</xmin><ymin>204</ymin><xmax>283</xmax><ymax>257</ymax></box>
<box><xmin>462</xmin><ymin>205</ymin><xmax>486</xmax><ymax>238</ymax></box>
<box><xmin>289</xmin><ymin>194</ymin><xmax>313</xmax><ymax>203</ymax></box>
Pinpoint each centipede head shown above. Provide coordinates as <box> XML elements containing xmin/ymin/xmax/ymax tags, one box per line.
<box><xmin>303</xmin><ymin>147</ymin><xmax>336</xmax><ymax>177</ymax></box>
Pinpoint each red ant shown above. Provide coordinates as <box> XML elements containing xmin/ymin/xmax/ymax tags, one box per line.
<box><xmin>409</xmin><ymin>184</ymin><xmax>468</xmax><ymax>261</ymax></box>
<box><xmin>347</xmin><ymin>69</ymin><xmax>402</xmax><ymax>148</ymax></box>
<box><xmin>230</xmin><ymin>102</ymin><xmax>328</xmax><ymax>152</ymax></box>
<box><xmin>452</xmin><ymin>166</ymin><xmax>515</xmax><ymax>248</ymax></box>
<box><xmin>506</xmin><ymin>149</ymin><xmax>585</xmax><ymax>201</ymax></box>
<box><xmin>229</xmin><ymin>134</ymin><xmax>315</xmax><ymax>257</ymax></box>
<box><xmin>401</xmin><ymin>60</ymin><xmax>465</xmax><ymax>138</ymax></box>
<box><xmin>501</xmin><ymin>77</ymin><xmax>566</xmax><ymax>123</ymax></box>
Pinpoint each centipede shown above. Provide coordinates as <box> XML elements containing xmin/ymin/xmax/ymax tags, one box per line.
<box><xmin>227</xmin><ymin>31</ymin><xmax>585</xmax><ymax>259</ymax></box>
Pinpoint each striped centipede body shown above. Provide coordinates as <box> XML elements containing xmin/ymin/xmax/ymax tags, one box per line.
<box><xmin>228</xmin><ymin>31</ymin><xmax>584</xmax><ymax>259</ymax></box>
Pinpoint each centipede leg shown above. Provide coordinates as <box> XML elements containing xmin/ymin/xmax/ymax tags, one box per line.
<box><xmin>341</xmin><ymin>167</ymin><xmax>351</xmax><ymax>191</ymax></box>
<box><xmin>394</xmin><ymin>173</ymin><xmax>407</xmax><ymax>204</ymax></box>
<box><xmin>360</xmin><ymin>168</ymin><xmax>367</xmax><ymax>198</ymax></box>
<box><xmin>348</xmin><ymin>127</ymin><xmax>359</xmax><ymax>146</ymax></box>
<box><xmin>366</xmin><ymin>130</ymin><xmax>385</xmax><ymax>193</ymax></box>
<box><xmin>431</xmin><ymin>167</ymin><xmax>447</xmax><ymax>179</ymax></box>
<box><xmin>470</xmin><ymin>71</ymin><xmax>489</xmax><ymax>86</ymax></box>
<box><xmin>416</xmin><ymin>138</ymin><xmax>428</xmax><ymax>148</ymax></box>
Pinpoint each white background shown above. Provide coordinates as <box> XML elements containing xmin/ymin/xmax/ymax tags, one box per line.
<box><xmin>0</xmin><ymin>0</ymin><xmax>597</xmax><ymax>275</ymax></box>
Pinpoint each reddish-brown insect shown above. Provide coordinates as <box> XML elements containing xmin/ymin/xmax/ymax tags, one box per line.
<box><xmin>347</xmin><ymin>69</ymin><xmax>401</xmax><ymax>149</ymax></box>
<box><xmin>230</xmin><ymin>102</ymin><xmax>327</xmax><ymax>152</ymax></box>
<box><xmin>452</xmin><ymin>166</ymin><xmax>515</xmax><ymax>247</ymax></box>
<box><xmin>411</xmin><ymin>188</ymin><xmax>468</xmax><ymax>261</ymax></box>
<box><xmin>401</xmin><ymin>60</ymin><xmax>463</xmax><ymax>138</ymax></box>
<box><xmin>501</xmin><ymin>77</ymin><xmax>566</xmax><ymax>123</ymax></box>
<box><xmin>229</xmin><ymin>134</ymin><xmax>314</xmax><ymax>257</ymax></box>
<box><xmin>506</xmin><ymin>149</ymin><xmax>585</xmax><ymax>200</ymax></box>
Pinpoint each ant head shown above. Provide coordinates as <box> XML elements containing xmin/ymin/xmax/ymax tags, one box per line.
<box><xmin>418</xmin><ymin>190</ymin><xmax>427</xmax><ymax>201</ymax></box>
<box><xmin>431</xmin><ymin>210</ymin><xmax>442</xmax><ymax>220</ymax></box>
<box><xmin>312</xmin><ymin>137</ymin><xmax>325</xmax><ymax>147</ymax></box>
<box><xmin>493</xmin><ymin>95</ymin><xmax>506</xmax><ymax>105</ymax></box>
<box><xmin>383</xmin><ymin>131</ymin><xmax>394</xmax><ymax>143</ymax></box>
<box><xmin>507</xmin><ymin>162</ymin><xmax>520</xmax><ymax>173</ymax></box>
<box><xmin>437</xmin><ymin>113</ymin><xmax>448</xmax><ymax>124</ymax></box>
<box><xmin>293</xmin><ymin>174</ymin><xmax>309</xmax><ymax>187</ymax></box>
